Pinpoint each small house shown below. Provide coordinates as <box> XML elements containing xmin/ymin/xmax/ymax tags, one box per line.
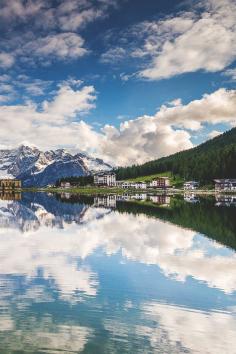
<box><xmin>214</xmin><ymin>179</ymin><xmax>236</xmax><ymax>191</ymax></box>
<box><xmin>184</xmin><ymin>181</ymin><xmax>199</xmax><ymax>190</ymax></box>
<box><xmin>134</xmin><ymin>181</ymin><xmax>147</xmax><ymax>189</ymax></box>
<box><xmin>60</xmin><ymin>182</ymin><xmax>71</xmax><ymax>189</ymax></box>
<box><xmin>133</xmin><ymin>193</ymin><xmax>147</xmax><ymax>200</ymax></box>
<box><xmin>121</xmin><ymin>181</ymin><xmax>136</xmax><ymax>189</ymax></box>
<box><xmin>149</xmin><ymin>177</ymin><xmax>170</xmax><ymax>188</ymax></box>
<box><xmin>0</xmin><ymin>179</ymin><xmax>21</xmax><ymax>190</ymax></box>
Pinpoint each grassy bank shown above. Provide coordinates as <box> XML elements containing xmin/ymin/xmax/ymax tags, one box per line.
<box><xmin>123</xmin><ymin>171</ymin><xmax>184</xmax><ymax>187</ymax></box>
<box><xmin>22</xmin><ymin>186</ymin><xmax>124</xmax><ymax>195</ymax></box>
<box><xmin>21</xmin><ymin>184</ymin><xmax>236</xmax><ymax>195</ymax></box>
<box><xmin>20</xmin><ymin>186</ymin><xmax>236</xmax><ymax>196</ymax></box>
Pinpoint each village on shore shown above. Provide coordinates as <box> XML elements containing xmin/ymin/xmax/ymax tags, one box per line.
<box><xmin>0</xmin><ymin>171</ymin><xmax>236</xmax><ymax>193</ymax></box>
<box><xmin>61</xmin><ymin>172</ymin><xmax>236</xmax><ymax>193</ymax></box>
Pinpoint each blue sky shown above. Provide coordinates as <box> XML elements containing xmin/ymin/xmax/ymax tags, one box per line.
<box><xmin>0</xmin><ymin>0</ymin><xmax>235</xmax><ymax>165</ymax></box>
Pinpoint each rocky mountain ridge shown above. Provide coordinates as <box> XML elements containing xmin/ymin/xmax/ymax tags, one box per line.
<box><xmin>0</xmin><ymin>145</ymin><xmax>111</xmax><ymax>186</ymax></box>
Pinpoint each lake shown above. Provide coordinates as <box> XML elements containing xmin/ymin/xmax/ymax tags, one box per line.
<box><xmin>0</xmin><ymin>192</ymin><xmax>235</xmax><ymax>353</ymax></box>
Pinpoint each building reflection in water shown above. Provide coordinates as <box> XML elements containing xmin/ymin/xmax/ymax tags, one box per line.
<box><xmin>215</xmin><ymin>194</ymin><xmax>236</xmax><ymax>207</ymax></box>
<box><xmin>94</xmin><ymin>195</ymin><xmax>117</xmax><ymax>208</ymax></box>
<box><xmin>0</xmin><ymin>191</ymin><xmax>21</xmax><ymax>200</ymax></box>
<box><xmin>184</xmin><ymin>193</ymin><xmax>200</xmax><ymax>203</ymax></box>
<box><xmin>94</xmin><ymin>193</ymin><xmax>171</xmax><ymax>208</ymax></box>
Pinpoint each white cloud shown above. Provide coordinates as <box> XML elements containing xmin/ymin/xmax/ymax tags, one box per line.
<box><xmin>223</xmin><ymin>67</ymin><xmax>236</xmax><ymax>81</ymax></box>
<box><xmin>0</xmin><ymin>52</ymin><xmax>15</xmax><ymax>68</ymax></box>
<box><xmin>101</xmin><ymin>47</ymin><xmax>126</xmax><ymax>63</ymax></box>
<box><xmin>59</xmin><ymin>8</ymin><xmax>103</xmax><ymax>31</ymax></box>
<box><xmin>139</xmin><ymin>0</ymin><xmax>236</xmax><ymax>79</ymax></box>
<box><xmin>0</xmin><ymin>75</ymin><xmax>52</xmax><ymax>103</ymax></box>
<box><xmin>0</xmin><ymin>82</ymin><xmax>96</xmax><ymax>149</ymax></box>
<box><xmin>102</xmin><ymin>0</ymin><xmax>236</xmax><ymax>80</ymax></box>
<box><xmin>0</xmin><ymin>95</ymin><xmax>11</xmax><ymax>103</ymax></box>
<box><xmin>0</xmin><ymin>87</ymin><xmax>235</xmax><ymax>165</ymax></box>
<box><xmin>79</xmin><ymin>88</ymin><xmax>236</xmax><ymax>165</ymax></box>
<box><xmin>0</xmin><ymin>0</ymin><xmax>44</xmax><ymax>20</ymax></box>
<box><xmin>42</xmin><ymin>84</ymin><xmax>96</xmax><ymax>122</ymax></box>
<box><xmin>22</xmin><ymin>33</ymin><xmax>87</xmax><ymax>61</ymax></box>
<box><xmin>208</xmin><ymin>130</ymin><xmax>222</xmax><ymax>139</ymax></box>
<box><xmin>0</xmin><ymin>0</ymin><xmax>121</xmax><ymax>67</ymax></box>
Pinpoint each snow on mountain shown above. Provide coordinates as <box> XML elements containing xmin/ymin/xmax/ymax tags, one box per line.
<box><xmin>0</xmin><ymin>145</ymin><xmax>112</xmax><ymax>187</ymax></box>
<box><xmin>76</xmin><ymin>153</ymin><xmax>112</xmax><ymax>172</ymax></box>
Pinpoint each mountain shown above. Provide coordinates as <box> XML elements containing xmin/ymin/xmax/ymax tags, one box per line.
<box><xmin>116</xmin><ymin>127</ymin><xmax>236</xmax><ymax>182</ymax></box>
<box><xmin>0</xmin><ymin>145</ymin><xmax>111</xmax><ymax>187</ymax></box>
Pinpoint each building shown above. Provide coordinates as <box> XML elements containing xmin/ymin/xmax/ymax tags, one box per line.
<box><xmin>149</xmin><ymin>177</ymin><xmax>170</xmax><ymax>188</ymax></box>
<box><xmin>122</xmin><ymin>181</ymin><xmax>134</xmax><ymax>188</ymax></box>
<box><xmin>184</xmin><ymin>181</ymin><xmax>199</xmax><ymax>190</ymax></box>
<box><xmin>0</xmin><ymin>179</ymin><xmax>21</xmax><ymax>190</ymax></box>
<box><xmin>116</xmin><ymin>180</ymin><xmax>124</xmax><ymax>187</ymax></box>
<box><xmin>134</xmin><ymin>181</ymin><xmax>147</xmax><ymax>189</ymax></box>
<box><xmin>214</xmin><ymin>179</ymin><xmax>236</xmax><ymax>191</ymax></box>
<box><xmin>94</xmin><ymin>172</ymin><xmax>116</xmax><ymax>186</ymax></box>
<box><xmin>60</xmin><ymin>182</ymin><xmax>71</xmax><ymax>189</ymax></box>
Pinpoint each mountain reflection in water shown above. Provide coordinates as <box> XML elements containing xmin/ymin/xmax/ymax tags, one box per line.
<box><xmin>0</xmin><ymin>192</ymin><xmax>235</xmax><ymax>353</ymax></box>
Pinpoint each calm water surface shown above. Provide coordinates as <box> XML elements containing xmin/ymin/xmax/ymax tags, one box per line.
<box><xmin>0</xmin><ymin>192</ymin><xmax>235</xmax><ymax>353</ymax></box>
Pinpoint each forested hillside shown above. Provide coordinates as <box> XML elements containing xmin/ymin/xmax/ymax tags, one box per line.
<box><xmin>116</xmin><ymin>128</ymin><xmax>236</xmax><ymax>183</ymax></box>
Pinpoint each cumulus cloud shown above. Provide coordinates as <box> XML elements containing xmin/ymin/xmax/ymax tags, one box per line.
<box><xmin>101</xmin><ymin>0</ymin><xmax>236</xmax><ymax>80</ymax></box>
<box><xmin>139</xmin><ymin>0</ymin><xmax>236</xmax><ymax>79</ymax></box>
<box><xmin>0</xmin><ymin>75</ymin><xmax>52</xmax><ymax>104</ymax></box>
<box><xmin>20</xmin><ymin>33</ymin><xmax>87</xmax><ymax>62</ymax></box>
<box><xmin>208</xmin><ymin>130</ymin><xmax>222</xmax><ymax>139</ymax></box>
<box><xmin>59</xmin><ymin>8</ymin><xmax>103</xmax><ymax>31</ymax></box>
<box><xmin>0</xmin><ymin>52</ymin><xmax>15</xmax><ymax>68</ymax></box>
<box><xmin>0</xmin><ymin>86</ymin><xmax>235</xmax><ymax>164</ymax></box>
<box><xmin>42</xmin><ymin>84</ymin><xmax>96</xmax><ymax>122</ymax></box>
<box><xmin>0</xmin><ymin>82</ymin><xmax>97</xmax><ymax>149</ymax></box>
<box><xmin>100</xmin><ymin>47</ymin><xmax>126</xmax><ymax>63</ymax></box>
<box><xmin>0</xmin><ymin>0</ymin><xmax>44</xmax><ymax>20</ymax></box>
<box><xmin>78</xmin><ymin>88</ymin><xmax>236</xmax><ymax>165</ymax></box>
<box><xmin>0</xmin><ymin>0</ymin><xmax>113</xmax><ymax>26</ymax></box>
<box><xmin>0</xmin><ymin>0</ymin><xmax>121</xmax><ymax>67</ymax></box>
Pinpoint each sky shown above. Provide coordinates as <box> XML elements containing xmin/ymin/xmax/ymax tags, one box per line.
<box><xmin>0</xmin><ymin>0</ymin><xmax>236</xmax><ymax>166</ymax></box>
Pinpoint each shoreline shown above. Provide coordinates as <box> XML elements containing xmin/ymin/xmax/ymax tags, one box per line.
<box><xmin>19</xmin><ymin>187</ymin><xmax>236</xmax><ymax>195</ymax></box>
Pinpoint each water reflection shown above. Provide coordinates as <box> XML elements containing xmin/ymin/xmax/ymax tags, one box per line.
<box><xmin>0</xmin><ymin>191</ymin><xmax>21</xmax><ymax>200</ymax></box>
<box><xmin>140</xmin><ymin>302</ymin><xmax>236</xmax><ymax>354</ymax></box>
<box><xmin>0</xmin><ymin>192</ymin><xmax>235</xmax><ymax>353</ymax></box>
<box><xmin>215</xmin><ymin>194</ymin><xmax>236</xmax><ymax>207</ymax></box>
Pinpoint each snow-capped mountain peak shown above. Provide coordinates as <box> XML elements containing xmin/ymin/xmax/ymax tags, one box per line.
<box><xmin>0</xmin><ymin>145</ymin><xmax>112</xmax><ymax>186</ymax></box>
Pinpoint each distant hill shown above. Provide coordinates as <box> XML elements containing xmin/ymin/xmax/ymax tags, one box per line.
<box><xmin>116</xmin><ymin>127</ymin><xmax>236</xmax><ymax>183</ymax></box>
